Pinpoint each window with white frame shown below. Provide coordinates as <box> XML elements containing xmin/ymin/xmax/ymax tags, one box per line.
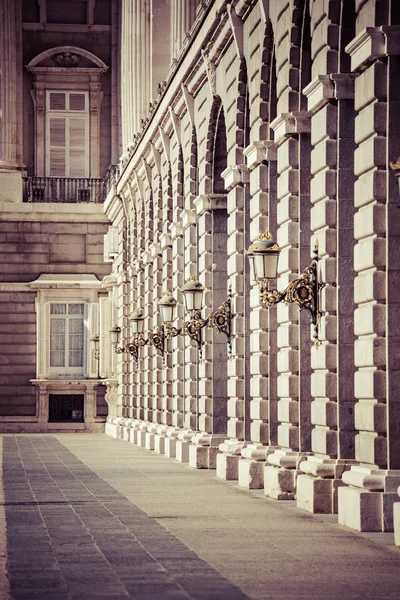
<box><xmin>49</xmin><ymin>303</ymin><xmax>86</xmax><ymax>375</ymax></box>
<box><xmin>46</xmin><ymin>91</ymin><xmax>89</xmax><ymax>177</ymax></box>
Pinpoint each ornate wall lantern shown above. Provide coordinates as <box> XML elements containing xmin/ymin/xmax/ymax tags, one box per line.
<box><xmin>390</xmin><ymin>157</ymin><xmax>400</xmax><ymax>198</ymax></box>
<box><xmin>110</xmin><ymin>308</ymin><xmax>148</xmax><ymax>363</ymax></box>
<box><xmin>181</xmin><ymin>275</ymin><xmax>232</xmax><ymax>359</ymax></box>
<box><xmin>150</xmin><ymin>291</ymin><xmax>181</xmax><ymax>360</ymax></box>
<box><xmin>246</xmin><ymin>231</ymin><xmax>321</xmax><ymax>343</ymax></box>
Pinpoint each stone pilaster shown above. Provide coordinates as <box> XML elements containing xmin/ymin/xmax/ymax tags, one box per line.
<box><xmin>237</xmin><ymin>143</ymin><xmax>279</xmax><ymax>490</ymax></box>
<box><xmin>297</xmin><ymin>70</ymin><xmax>358</xmax><ymax>514</ymax></box>
<box><xmin>264</xmin><ymin>111</ymin><xmax>312</xmax><ymax>500</ymax></box>
<box><xmin>337</xmin><ymin>24</ymin><xmax>400</xmax><ymax>532</ymax></box>
<box><xmin>0</xmin><ymin>0</ymin><xmax>23</xmax><ymax>201</ymax></box>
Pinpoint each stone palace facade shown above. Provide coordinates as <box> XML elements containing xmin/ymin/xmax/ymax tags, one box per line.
<box><xmin>1</xmin><ymin>0</ymin><xmax>400</xmax><ymax>540</ymax></box>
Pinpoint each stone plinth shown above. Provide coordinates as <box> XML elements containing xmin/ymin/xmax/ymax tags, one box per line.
<box><xmin>394</xmin><ymin>487</ymin><xmax>400</xmax><ymax>546</ymax></box>
<box><xmin>296</xmin><ymin>458</ymin><xmax>354</xmax><ymax>514</ymax></box>
<box><xmin>215</xmin><ymin>439</ymin><xmax>245</xmax><ymax>480</ymax></box>
<box><xmin>338</xmin><ymin>467</ymin><xmax>400</xmax><ymax>532</ymax></box>
<box><xmin>238</xmin><ymin>445</ymin><xmax>274</xmax><ymax>489</ymax></box>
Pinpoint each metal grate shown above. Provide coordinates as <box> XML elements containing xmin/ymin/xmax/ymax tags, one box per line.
<box><xmin>48</xmin><ymin>394</ymin><xmax>84</xmax><ymax>423</ymax></box>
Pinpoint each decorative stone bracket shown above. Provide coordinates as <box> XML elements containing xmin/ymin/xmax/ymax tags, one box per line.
<box><xmin>303</xmin><ymin>74</ymin><xmax>358</xmax><ymax>113</ymax></box>
<box><xmin>346</xmin><ymin>25</ymin><xmax>400</xmax><ymax>72</ymax></box>
<box><xmin>221</xmin><ymin>165</ymin><xmax>249</xmax><ymax>190</ymax></box>
<box><xmin>193</xmin><ymin>194</ymin><xmax>227</xmax><ymax>215</ymax></box>
<box><xmin>270</xmin><ymin>112</ymin><xmax>312</xmax><ymax>145</ymax></box>
<box><xmin>244</xmin><ymin>141</ymin><xmax>278</xmax><ymax>169</ymax></box>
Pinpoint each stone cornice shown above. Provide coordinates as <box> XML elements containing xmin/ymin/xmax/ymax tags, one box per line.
<box><xmin>346</xmin><ymin>25</ymin><xmax>400</xmax><ymax>72</ymax></box>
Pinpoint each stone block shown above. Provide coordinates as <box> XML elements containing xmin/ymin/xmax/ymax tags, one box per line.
<box><xmin>354</xmin><ymin>169</ymin><xmax>386</xmax><ymax>208</ymax></box>
<box><xmin>216</xmin><ymin>453</ymin><xmax>240</xmax><ymax>480</ymax></box>
<box><xmin>354</xmin><ymin>399</ymin><xmax>387</xmax><ymax>433</ymax></box>
<box><xmin>227</xmin><ymin>418</ymin><xmax>244</xmax><ymax>439</ymax></box>
<box><xmin>394</xmin><ymin>501</ymin><xmax>400</xmax><ymax>546</ymax></box>
<box><xmin>145</xmin><ymin>432</ymin><xmax>155</xmax><ymax>451</ymax></box>
<box><xmin>311</xmin><ymin>398</ymin><xmax>338</xmax><ymax>427</ymax></box>
<box><xmin>311</xmin><ymin>371</ymin><xmax>337</xmax><ymax>398</ymax></box>
<box><xmin>311</xmin><ymin>104</ymin><xmax>337</xmax><ymax>147</ymax></box>
<box><xmin>310</xmin><ymin>140</ymin><xmax>337</xmax><ymax>176</ymax></box>
<box><xmin>354</xmin><ymin>101</ymin><xmax>386</xmax><ymax>145</ymax></box>
<box><xmin>277</xmin><ymin>195</ymin><xmax>299</xmax><ymax>225</ymax></box>
<box><xmin>354</xmin><ymin>61</ymin><xmax>387</xmax><ymax>113</ymax></box>
<box><xmin>354</xmin><ymin>136</ymin><xmax>387</xmax><ymax>177</ymax></box>
<box><xmin>264</xmin><ymin>465</ymin><xmax>296</xmax><ymax>500</ymax></box>
<box><xmin>354</xmin><ymin>270</ymin><xmax>386</xmax><ymax>303</ymax></box>
<box><xmin>338</xmin><ymin>486</ymin><xmax>382</xmax><ymax>531</ymax></box>
<box><xmin>354</xmin><ymin>336</ymin><xmax>386</xmax><ymax>368</ymax></box>
<box><xmin>250</xmin><ymin>421</ymin><xmax>269</xmax><ymax>444</ymax></box>
<box><xmin>355</xmin><ymin>431</ymin><xmax>387</xmax><ymax>466</ymax></box>
<box><xmin>278</xmin><ymin>398</ymin><xmax>299</xmax><ymax>424</ymax></box>
<box><xmin>176</xmin><ymin>439</ymin><xmax>190</xmax><ymax>463</ymax></box>
<box><xmin>137</xmin><ymin>431</ymin><xmax>147</xmax><ymax>447</ymax></box>
<box><xmin>311</xmin><ymin>427</ymin><xmax>338</xmax><ymax>456</ymax></box>
<box><xmin>238</xmin><ymin>459</ymin><xmax>264</xmax><ymax>489</ymax></box>
<box><xmin>354</xmin><ymin>237</ymin><xmax>386</xmax><ymax>272</ymax></box>
<box><xmin>354</xmin><ymin>202</ymin><xmax>386</xmax><ymax>240</ymax></box>
<box><xmin>250</xmin><ymin>398</ymin><xmax>269</xmax><ymax>421</ymax></box>
<box><xmin>310</xmin><ymin>199</ymin><xmax>337</xmax><ymax>230</ymax></box>
<box><xmin>164</xmin><ymin>437</ymin><xmax>177</xmax><ymax>458</ymax></box>
<box><xmin>154</xmin><ymin>435</ymin><xmax>165</xmax><ymax>454</ymax></box>
<box><xmin>354</xmin><ymin>368</ymin><xmax>386</xmax><ymax>399</ymax></box>
<box><xmin>354</xmin><ymin>303</ymin><xmax>386</xmax><ymax>336</ymax></box>
<box><xmin>277</xmin><ymin>423</ymin><xmax>299</xmax><ymax>449</ymax></box>
<box><xmin>250</xmin><ymin>375</ymin><xmax>269</xmax><ymax>398</ymax></box>
<box><xmin>277</xmin><ymin>374</ymin><xmax>299</xmax><ymax>398</ymax></box>
<box><xmin>297</xmin><ymin>475</ymin><xmax>337</xmax><ymax>514</ymax></box>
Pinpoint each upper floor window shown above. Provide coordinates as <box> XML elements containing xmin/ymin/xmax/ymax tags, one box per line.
<box><xmin>46</xmin><ymin>91</ymin><xmax>89</xmax><ymax>177</ymax></box>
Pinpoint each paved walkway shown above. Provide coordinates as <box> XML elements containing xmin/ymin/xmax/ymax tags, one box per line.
<box><xmin>1</xmin><ymin>435</ymin><xmax>400</xmax><ymax>600</ymax></box>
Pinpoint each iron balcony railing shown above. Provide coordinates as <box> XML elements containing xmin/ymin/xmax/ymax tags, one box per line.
<box><xmin>23</xmin><ymin>177</ymin><xmax>106</xmax><ymax>203</ymax></box>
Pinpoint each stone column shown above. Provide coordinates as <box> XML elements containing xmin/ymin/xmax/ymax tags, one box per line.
<box><xmin>338</xmin><ymin>24</ymin><xmax>400</xmax><ymax>533</ymax></box>
<box><xmin>121</xmin><ymin>0</ymin><xmax>151</xmax><ymax>141</ymax></box>
<box><xmin>170</xmin><ymin>0</ymin><xmax>198</xmax><ymax>62</ymax></box>
<box><xmin>0</xmin><ymin>0</ymin><xmax>23</xmax><ymax>201</ymax></box>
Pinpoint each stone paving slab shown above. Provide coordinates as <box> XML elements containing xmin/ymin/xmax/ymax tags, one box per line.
<box><xmin>1</xmin><ymin>434</ymin><xmax>400</xmax><ymax>599</ymax></box>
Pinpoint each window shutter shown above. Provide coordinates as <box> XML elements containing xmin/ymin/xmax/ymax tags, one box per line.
<box><xmin>88</xmin><ymin>302</ymin><xmax>99</xmax><ymax>378</ymax></box>
<box><xmin>50</xmin><ymin>317</ymin><xmax>66</xmax><ymax>367</ymax></box>
<box><xmin>69</xmin><ymin>117</ymin><xmax>87</xmax><ymax>177</ymax></box>
<box><xmin>99</xmin><ymin>297</ymin><xmax>110</xmax><ymax>379</ymax></box>
<box><xmin>49</xmin><ymin>118</ymin><xmax>66</xmax><ymax>176</ymax></box>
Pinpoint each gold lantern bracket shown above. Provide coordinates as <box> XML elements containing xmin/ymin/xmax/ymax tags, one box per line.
<box><xmin>149</xmin><ymin>324</ymin><xmax>181</xmax><ymax>362</ymax></box>
<box><xmin>127</xmin><ymin>334</ymin><xmax>148</xmax><ymax>363</ymax></box>
<box><xmin>259</xmin><ymin>244</ymin><xmax>322</xmax><ymax>344</ymax></box>
<box><xmin>183</xmin><ymin>284</ymin><xmax>233</xmax><ymax>360</ymax></box>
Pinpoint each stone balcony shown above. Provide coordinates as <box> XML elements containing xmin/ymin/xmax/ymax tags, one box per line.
<box><xmin>22</xmin><ymin>176</ymin><xmax>106</xmax><ymax>203</ymax></box>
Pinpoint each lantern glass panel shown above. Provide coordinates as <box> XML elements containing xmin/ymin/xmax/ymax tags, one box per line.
<box><xmin>110</xmin><ymin>327</ymin><xmax>119</xmax><ymax>344</ymax></box>
<box><xmin>161</xmin><ymin>303</ymin><xmax>174</xmax><ymax>324</ymax></box>
<box><xmin>254</xmin><ymin>253</ymin><xmax>279</xmax><ymax>280</ymax></box>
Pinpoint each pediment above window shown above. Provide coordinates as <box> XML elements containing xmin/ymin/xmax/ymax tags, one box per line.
<box><xmin>26</xmin><ymin>46</ymin><xmax>108</xmax><ymax>73</ymax></box>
